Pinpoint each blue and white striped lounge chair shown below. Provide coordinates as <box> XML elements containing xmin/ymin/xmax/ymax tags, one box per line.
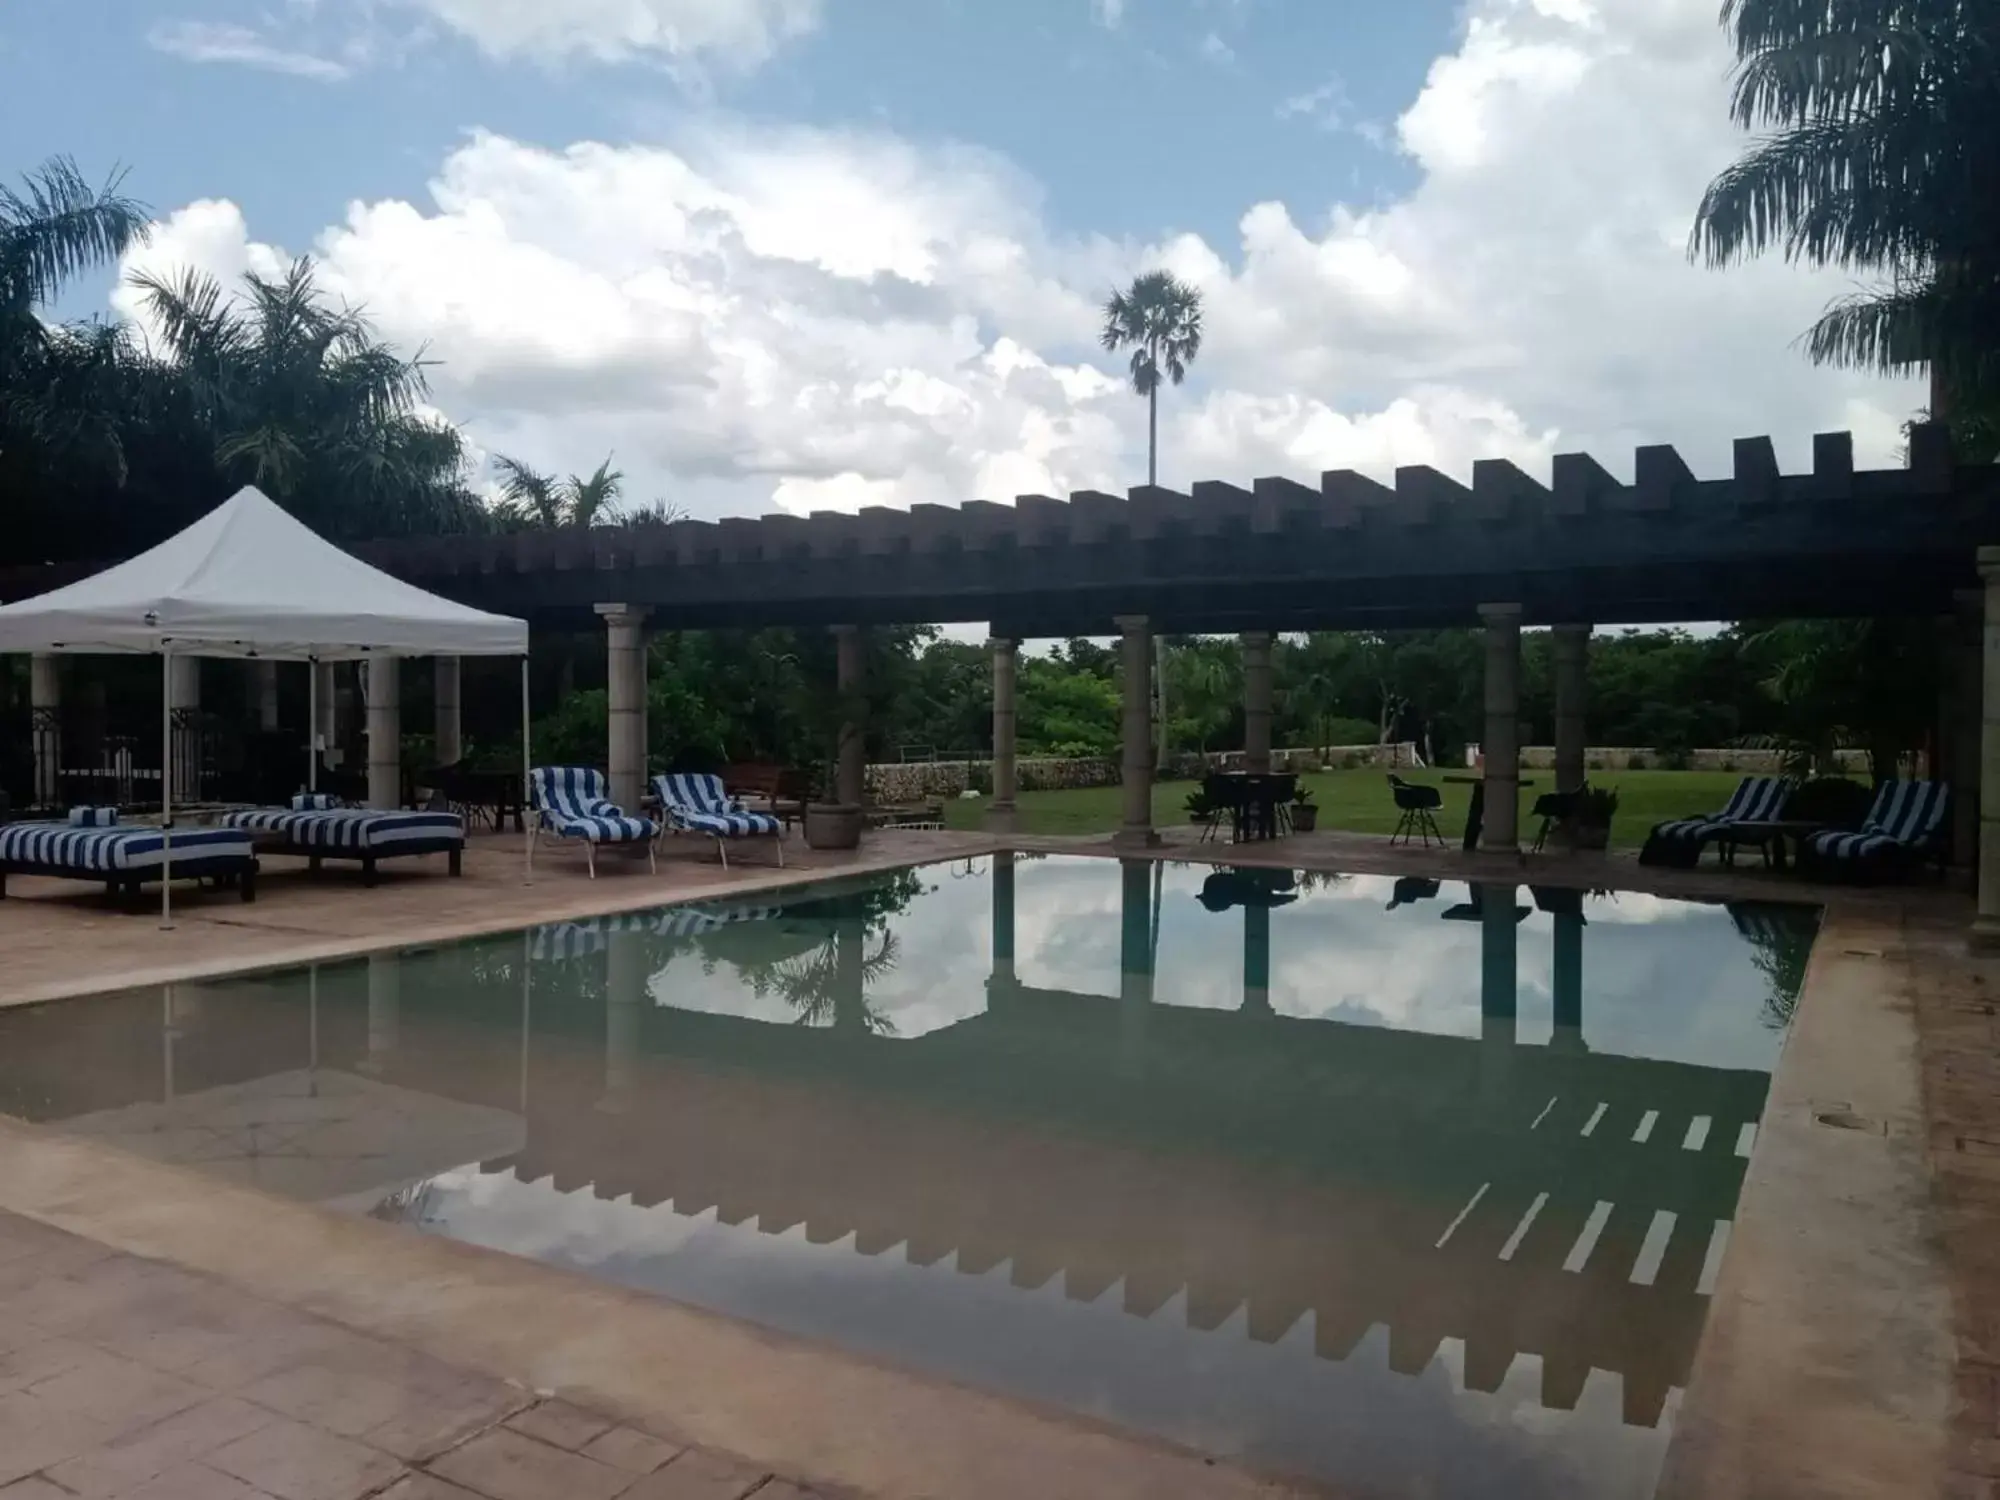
<box><xmin>1798</xmin><ymin>780</ymin><xmax>1950</xmax><ymax>881</ymax></box>
<box><xmin>529</xmin><ymin>766</ymin><xmax>658</xmax><ymax>878</ymax></box>
<box><xmin>652</xmin><ymin>773</ymin><xmax>785</xmax><ymax>870</ymax></box>
<box><xmin>1639</xmin><ymin>776</ymin><xmax>1794</xmax><ymax>868</ymax></box>
<box><xmin>0</xmin><ymin>808</ymin><xmax>257</xmax><ymax>904</ymax></box>
<box><xmin>223</xmin><ymin>795</ymin><xmax>465</xmax><ymax>885</ymax></box>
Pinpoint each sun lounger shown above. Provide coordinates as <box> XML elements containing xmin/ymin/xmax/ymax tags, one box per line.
<box><xmin>0</xmin><ymin>807</ymin><xmax>256</xmax><ymax>902</ymax></box>
<box><xmin>223</xmin><ymin>797</ymin><xmax>464</xmax><ymax>884</ymax></box>
<box><xmin>1639</xmin><ymin>776</ymin><xmax>1793</xmax><ymax>868</ymax></box>
<box><xmin>529</xmin><ymin>766</ymin><xmax>658</xmax><ymax>878</ymax></box>
<box><xmin>652</xmin><ymin>772</ymin><xmax>785</xmax><ymax>870</ymax></box>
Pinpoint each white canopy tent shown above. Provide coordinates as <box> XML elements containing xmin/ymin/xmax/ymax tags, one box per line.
<box><xmin>0</xmin><ymin>486</ymin><xmax>532</xmax><ymax>925</ymax></box>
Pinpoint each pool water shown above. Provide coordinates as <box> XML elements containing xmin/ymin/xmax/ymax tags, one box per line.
<box><xmin>0</xmin><ymin>856</ymin><xmax>1818</xmax><ymax>1498</ymax></box>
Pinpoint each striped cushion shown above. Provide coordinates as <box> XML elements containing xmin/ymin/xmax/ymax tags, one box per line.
<box><xmin>652</xmin><ymin>774</ymin><xmax>782</xmax><ymax>838</ymax></box>
<box><xmin>1805</xmin><ymin>780</ymin><xmax>1949</xmax><ymax>861</ymax></box>
<box><xmin>225</xmin><ymin>808</ymin><xmax>463</xmax><ymax>852</ymax></box>
<box><xmin>67</xmin><ymin>806</ymin><xmax>119</xmax><ymax>827</ymax></box>
<box><xmin>530</xmin><ymin>766</ymin><xmax>656</xmax><ymax>843</ymax></box>
<box><xmin>528</xmin><ymin>901</ymin><xmax>785</xmax><ymax>960</ymax></box>
<box><xmin>0</xmin><ymin>823</ymin><xmax>251</xmax><ymax>873</ymax></box>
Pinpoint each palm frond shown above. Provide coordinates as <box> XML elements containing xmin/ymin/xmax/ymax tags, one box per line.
<box><xmin>0</xmin><ymin>157</ymin><xmax>150</xmax><ymax>314</ymax></box>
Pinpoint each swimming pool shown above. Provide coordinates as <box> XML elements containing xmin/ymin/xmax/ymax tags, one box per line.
<box><xmin>0</xmin><ymin>855</ymin><xmax>1818</xmax><ymax>1498</ymax></box>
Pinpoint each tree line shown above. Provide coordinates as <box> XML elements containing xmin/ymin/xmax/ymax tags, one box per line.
<box><xmin>505</xmin><ymin>618</ymin><xmax>1937</xmax><ymax>784</ymax></box>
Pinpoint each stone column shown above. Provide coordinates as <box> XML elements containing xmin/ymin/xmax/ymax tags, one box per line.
<box><xmin>1975</xmin><ymin>550</ymin><xmax>2000</xmax><ymax>946</ymax></box>
<box><xmin>434</xmin><ymin>656</ymin><xmax>462</xmax><ymax>766</ymax></box>
<box><xmin>29</xmin><ymin>655</ymin><xmax>59</xmax><ymax>809</ymax></box>
<box><xmin>1552</xmin><ymin>903</ymin><xmax>1585</xmax><ymax>1053</ymax></box>
<box><xmin>833</xmin><ymin>625</ymin><xmax>866</xmax><ymax>808</ymax></box>
<box><xmin>1954</xmin><ymin>591</ymin><xmax>1982</xmax><ymax>869</ymax></box>
<box><xmin>1551</xmin><ymin>623</ymin><xmax>1590</xmax><ymax>795</ymax></box>
<box><xmin>1478</xmin><ymin>884</ymin><xmax>1518</xmax><ymax>1104</ymax></box>
<box><xmin>987</xmin><ymin>636</ymin><xmax>1018</xmax><ymax>830</ymax></box>
<box><xmin>363</xmin><ymin>952</ymin><xmax>399</xmax><ymax>1075</ymax></box>
<box><xmin>169</xmin><ymin>657</ymin><xmax>201</xmax><ymax>802</ymax></box>
<box><xmin>1116</xmin><ymin>859</ymin><xmax>1154</xmax><ymax>1074</ymax></box>
<box><xmin>1241</xmin><ymin>630</ymin><xmax>1274</xmax><ymax>774</ymax></box>
<box><xmin>1479</xmin><ymin>604</ymin><xmax>1524</xmax><ymax>852</ymax></box>
<box><xmin>601</xmin><ymin>929</ymin><xmax>645</xmax><ymax>1112</ymax></box>
<box><xmin>1114</xmin><ymin>615</ymin><xmax>1157</xmax><ymax>847</ymax></box>
<box><xmin>365</xmin><ymin>656</ymin><xmax>402</xmax><ymax>810</ymax></box>
<box><xmin>990</xmin><ymin>849</ymin><xmax>1016</xmax><ymax>995</ymax></box>
<box><xmin>596</xmin><ymin>605</ymin><xmax>651</xmax><ymax>814</ymax></box>
<box><xmin>1243</xmin><ymin>903</ymin><xmax>1272</xmax><ymax>1014</ymax></box>
<box><xmin>312</xmin><ymin>661</ymin><xmax>337</xmax><ymax>768</ymax></box>
<box><xmin>252</xmin><ymin>661</ymin><xmax>280</xmax><ymax>731</ymax></box>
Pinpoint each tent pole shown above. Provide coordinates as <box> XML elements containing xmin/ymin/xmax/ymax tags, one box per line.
<box><xmin>160</xmin><ymin>648</ymin><xmax>174</xmax><ymax>931</ymax></box>
<box><xmin>522</xmin><ymin>655</ymin><xmax>533</xmax><ymax>885</ymax></box>
<box><xmin>307</xmin><ymin>654</ymin><xmax>318</xmax><ymax>793</ymax></box>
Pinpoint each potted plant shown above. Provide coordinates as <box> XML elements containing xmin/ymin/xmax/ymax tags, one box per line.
<box><xmin>1184</xmin><ymin>786</ymin><xmax>1219</xmax><ymax>824</ymax></box>
<box><xmin>1562</xmin><ymin>783</ymin><xmax>1618</xmax><ymax>850</ymax></box>
<box><xmin>1289</xmin><ymin>784</ymin><xmax>1319</xmax><ymax>833</ymax></box>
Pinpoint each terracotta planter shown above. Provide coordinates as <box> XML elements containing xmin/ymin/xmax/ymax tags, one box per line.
<box><xmin>804</xmin><ymin>802</ymin><xmax>864</xmax><ymax>850</ymax></box>
<box><xmin>1290</xmin><ymin>804</ymin><xmax>1319</xmax><ymax>833</ymax></box>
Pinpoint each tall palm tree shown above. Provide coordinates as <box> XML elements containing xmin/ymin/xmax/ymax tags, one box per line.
<box><xmin>1099</xmin><ymin>270</ymin><xmax>1204</xmax><ymax>486</ymax></box>
<box><xmin>1690</xmin><ymin>0</ymin><xmax>2000</xmax><ymax>446</ymax></box>
<box><xmin>1101</xmin><ymin>272</ymin><xmax>1205</xmax><ymax>767</ymax></box>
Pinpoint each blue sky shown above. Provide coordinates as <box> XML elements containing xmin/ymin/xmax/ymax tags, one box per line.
<box><xmin>5</xmin><ymin>0</ymin><xmax>1449</xmax><ymax>307</ymax></box>
<box><xmin>0</xmin><ymin>0</ymin><xmax>1923</xmax><ymax>521</ymax></box>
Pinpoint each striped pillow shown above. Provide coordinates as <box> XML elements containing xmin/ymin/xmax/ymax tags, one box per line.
<box><xmin>67</xmin><ymin>806</ymin><xmax>118</xmax><ymax>827</ymax></box>
<box><xmin>291</xmin><ymin>792</ymin><xmax>341</xmax><ymax>811</ymax></box>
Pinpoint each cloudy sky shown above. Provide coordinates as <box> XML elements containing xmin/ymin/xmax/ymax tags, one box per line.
<box><xmin>4</xmin><ymin>0</ymin><xmax>1920</xmax><ymax>521</ymax></box>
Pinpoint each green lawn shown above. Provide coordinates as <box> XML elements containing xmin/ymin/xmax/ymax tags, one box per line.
<box><xmin>942</xmin><ymin>768</ymin><xmax>1750</xmax><ymax>849</ymax></box>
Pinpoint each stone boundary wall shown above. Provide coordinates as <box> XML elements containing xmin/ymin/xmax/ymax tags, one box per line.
<box><xmin>863</xmin><ymin>743</ymin><xmax>1419</xmax><ymax>803</ymax></box>
<box><xmin>1514</xmin><ymin>745</ymin><xmax>1874</xmax><ymax>773</ymax></box>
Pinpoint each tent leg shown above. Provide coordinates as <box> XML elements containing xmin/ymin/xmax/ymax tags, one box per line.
<box><xmin>521</xmin><ymin>656</ymin><xmax>533</xmax><ymax>886</ymax></box>
<box><xmin>586</xmin><ymin>841</ymin><xmax>596</xmax><ymax>880</ymax></box>
<box><xmin>160</xmin><ymin>649</ymin><xmax>175</xmax><ymax>932</ymax></box>
<box><xmin>307</xmin><ymin>655</ymin><xmax>318</xmax><ymax>794</ymax></box>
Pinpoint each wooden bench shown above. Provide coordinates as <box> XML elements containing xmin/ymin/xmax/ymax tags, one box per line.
<box><xmin>722</xmin><ymin>764</ymin><xmax>815</xmax><ymax>828</ymax></box>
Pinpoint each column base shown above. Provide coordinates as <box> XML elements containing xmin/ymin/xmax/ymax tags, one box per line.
<box><xmin>983</xmin><ymin>802</ymin><xmax>1019</xmax><ymax>833</ymax></box>
<box><xmin>1970</xmin><ymin>915</ymin><xmax>2000</xmax><ymax>953</ymax></box>
<box><xmin>1112</xmin><ymin>826</ymin><xmax>1161</xmax><ymax>849</ymax></box>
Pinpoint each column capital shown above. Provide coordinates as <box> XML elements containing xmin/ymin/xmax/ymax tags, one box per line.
<box><xmin>1112</xmin><ymin>613</ymin><xmax>1150</xmax><ymax>633</ymax></box>
<box><xmin>987</xmin><ymin>635</ymin><xmax>1018</xmax><ymax>654</ymax></box>
<box><xmin>593</xmin><ymin>602</ymin><xmax>651</xmax><ymax>625</ymax></box>
<box><xmin>1239</xmin><ymin>629</ymin><xmax>1274</xmax><ymax>648</ymax></box>
<box><xmin>1477</xmin><ymin>602</ymin><xmax>1524</xmax><ymax>623</ymax></box>
<box><xmin>1980</xmin><ymin>545</ymin><xmax>2000</xmax><ymax>581</ymax></box>
<box><xmin>1550</xmin><ymin>621</ymin><xmax>1592</xmax><ymax>638</ymax></box>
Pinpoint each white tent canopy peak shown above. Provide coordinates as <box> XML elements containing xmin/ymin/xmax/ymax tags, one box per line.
<box><xmin>0</xmin><ymin>486</ymin><xmax>526</xmax><ymax>659</ymax></box>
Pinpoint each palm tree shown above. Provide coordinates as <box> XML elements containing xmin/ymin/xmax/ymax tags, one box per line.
<box><xmin>1101</xmin><ymin>272</ymin><xmax>1205</xmax><ymax>768</ymax></box>
<box><xmin>1099</xmin><ymin>270</ymin><xmax>1204</xmax><ymax>486</ymax></box>
<box><xmin>1</xmin><ymin>157</ymin><xmax>148</xmax><ymax>340</ymax></box>
<box><xmin>493</xmin><ymin>453</ymin><xmax>630</xmax><ymax>528</ymax></box>
<box><xmin>1</xmin><ymin>158</ymin><xmax>151</xmax><ymax>490</ymax></box>
<box><xmin>1690</xmin><ymin>0</ymin><xmax>2000</xmax><ymax>449</ymax></box>
<box><xmin>129</xmin><ymin>257</ymin><xmax>482</xmax><ymax>536</ymax></box>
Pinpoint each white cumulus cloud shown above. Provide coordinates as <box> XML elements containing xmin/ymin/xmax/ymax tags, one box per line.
<box><xmin>145</xmin><ymin>19</ymin><xmax>351</xmax><ymax>80</ymax></box>
<box><xmin>114</xmin><ymin>0</ymin><xmax>1920</xmax><ymax>528</ymax></box>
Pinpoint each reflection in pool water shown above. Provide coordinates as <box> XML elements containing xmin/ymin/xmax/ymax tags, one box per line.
<box><xmin>0</xmin><ymin>856</ymin><xmax>1818</xmax><ymax>1499</ymax></box>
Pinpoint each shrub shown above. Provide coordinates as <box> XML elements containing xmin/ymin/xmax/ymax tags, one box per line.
<box><xmin>1627</xmin><ymin>752</ymin><xmax>1649</xmax><ymax>771</ymax></box>
<box><xmin>1587</xmin><ymin>755</ymin><xmax>1607</xmax><ymax>771</ymax></box>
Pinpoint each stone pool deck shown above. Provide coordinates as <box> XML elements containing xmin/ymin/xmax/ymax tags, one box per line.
<box><xmin>0</xmin><ymin>824</ymin><xmax>1988</xmax><ymax>1498</ymax></box>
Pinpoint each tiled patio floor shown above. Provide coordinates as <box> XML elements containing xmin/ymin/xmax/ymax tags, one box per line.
<box><xmin>0</xmin><ymin>1209</ymin><xmax>803</xmax><ymax>1500</ymax></box>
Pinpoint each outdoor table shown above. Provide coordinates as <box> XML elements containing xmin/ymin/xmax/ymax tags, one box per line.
<box><xmin>1209</xmin><ymin>771</ymin><xmax>1296</xmax><ymax>843</ymax></box>
<box><xmin>1441</xmin><ymin>773</ymin><xmax>1537</xmax><ymax>852</ymax></box>
<box><xmin>1716</xmin><ymin>818</ymin><xmax>1827</xmax><ymax>871</ymax></box>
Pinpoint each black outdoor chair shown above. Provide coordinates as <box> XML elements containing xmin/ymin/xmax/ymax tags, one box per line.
<box><xmin>1530</xmin><ymin>789</ymin><xmax>1580</xmax><ymax>853</ymax></box>
<box><xmin>1388</xmin><ymin>774</ymin><xmax>1445</xmax><ymax>848</ymax></box>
